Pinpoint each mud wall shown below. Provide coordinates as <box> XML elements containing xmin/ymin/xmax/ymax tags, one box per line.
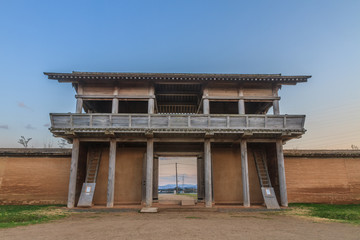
<box><xmin>92</xmin><ymin>146</ymin><xmax>145</xmax><ymax>205</ymax></box>
<box><xmin>0</xmin><ymin>149</ymin><xmax>71</xmax><ymax>205</ymax></box>
<box><xmin>285</xmin><ymin>150</ymin><xmax>360</xmax><ymax>204</ymax></box>
<box><xmin>1</xmin><ymin>148</ymin><xmax>360</xmax><ymax>205</ymax></box>
<box><xmin>212</xmin><ymin>146</ymin><xmax>263</xmax><ymax>204</ymax></box>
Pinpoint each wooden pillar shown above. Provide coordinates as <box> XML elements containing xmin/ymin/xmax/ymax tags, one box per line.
<box><xmin>238</xmin><ymin>100</ymin><xmax>245</xmax><ymax>114</ymax></box>
<box><xmin>148</xmin><ymin>84</ymin><xmax>155</xmax><ymax>114</ymax></box>
<box><xmin>112</xmin><ymin>98</ymin><xmax>118</xmax><ymax>114</ymax></box>
<box><xmin>197</xmin><ymin>156</ymin><xmax>205</xmax><ymax>200</ymax></box>
<box><xmin>148</xmin><ymin>99</ymin><xmax>154</xmax><ymax>114</ymax></box>
<box><xmin>203</xmin><ymin>99</ymin><xmax>209</xmax><ymax>114</ymax></box>
<box><xmin>241</xmin><ymin>139</ymin><xmax>250</xmax><ymax>207</ymax></box>
<box><xmin>273</xmin><ymin>100</ymin><xmax>280</xmax><ymax>115</ymax></box>
<box><xmin>204</xmin><ymin>139</ymin><xmax>212</xmax><ymax>207</ymax></box>
<box><xmin>153</xmin><ymin>156</ymin><xmax>159</xmax><ymax>200</ymax></box>
<box><xmin>238</xmin><ymin>86</ymin><xmax>245</xmax><ymax>114</ymax></box>
<box><xmin>67</xmin><ymin>138</ymin><xmax>80</xmax><ymax>208</ymax></box>
<box><xmin>273</xmin><ymin>85</ymin><xmax>280</xmax><ymax>115</ymax></box>
<box><xmin>276</xmin><ymin>139</ymin><xmax>288</xmax><ymax>206</ymax></box>
<box><xmin>203</xmin><ymin>87</ymin><xmax>209</xmax><ymax>114</ymax></box>
<box><xmin>141</xmin><ymin>153</ymin><xmax>146</xmax><ymax>204</ymax></box>
<box><xmin>145</xmin><ymin>138</ymin><xmax>154</xmax><ymax>207</ymax></box>
<box><xmin>107</xmin><ymin>139</ymin><xmax>117</xmax><ymax>207</ymax></box>
<box><xmin>76</xmin><ymin>98</ymin><xmax>83</xmax><ymax>113</ymax></box>
<box><xmin>76</xmin><ymin>84</ymin><xmax>83</xmax><ymax>113</ymax></box>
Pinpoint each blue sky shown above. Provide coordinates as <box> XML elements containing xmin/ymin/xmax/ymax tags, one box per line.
<box><xmin>0</xmin><ymin>0</ymin><xmax>359</xmax><ymax>149</ymax></box>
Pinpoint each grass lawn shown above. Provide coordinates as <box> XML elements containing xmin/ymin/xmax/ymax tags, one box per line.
<box><xmin>289</xmin><ymin>203</ymin><xmax>360</xmax><ymax>224</ymax></box>
<box><xmin>0</xmin><ymin>205</ymin><xmax>68</xmax><ymax>228</ymax></box>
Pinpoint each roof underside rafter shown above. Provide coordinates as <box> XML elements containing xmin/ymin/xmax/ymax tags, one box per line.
<box><xmin>44</xmin><ymin>71</ymin><xmax>311</xmax><ymax>84</ymax></box>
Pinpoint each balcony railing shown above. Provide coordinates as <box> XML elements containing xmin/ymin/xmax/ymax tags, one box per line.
<box><xmin>50</xmin><ymin>113</ymin><xmax>305</xmax><ymax>131</ymax></box>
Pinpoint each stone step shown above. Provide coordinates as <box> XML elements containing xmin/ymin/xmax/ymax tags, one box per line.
<box><xmin>181</xmin><ymin>200</ymin><xmax>196</xmax><ymax>206</ymax></box>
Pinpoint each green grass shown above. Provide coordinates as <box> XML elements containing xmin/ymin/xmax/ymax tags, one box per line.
<box><xmin>0</xmin><ymin>205</ymin><xmax>68</xmax><ymax>228</ymax></box>
<box><xmin>185</xmin><ymin>216</ymin><xmax>201</xmax><ymax>219</ymax></box>
<box><xmin>177</xmin><ymin>193</ymin><xmax>198</xmax><ymax>199</ymax></box>
<box><xmin>289</xmin><ymin>203</ymin><xmax>360</xmax><ymax>224</ymax></box>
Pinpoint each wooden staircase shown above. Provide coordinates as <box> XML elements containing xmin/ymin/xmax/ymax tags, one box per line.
<box><xmin>77</xmin><ymin>147</ymin><xmax>102</xmax><ymax>207</ymax></box>
<box><xmin>253</xmin><ymin>150</ymin><xmax>280</xmax><ymax>209</ymax></box>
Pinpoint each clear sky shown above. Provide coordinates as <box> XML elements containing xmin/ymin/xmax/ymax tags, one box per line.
<box><xmin>0</xmin><ymin>0</ymin><xmax>359</xmax><ymax>149</ymax></box>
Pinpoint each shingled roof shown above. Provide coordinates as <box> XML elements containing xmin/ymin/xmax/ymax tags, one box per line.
<box><xmin>44</xmin><ymin>71</ymin><xmax>311</xmax><ymax>84</ymax></box>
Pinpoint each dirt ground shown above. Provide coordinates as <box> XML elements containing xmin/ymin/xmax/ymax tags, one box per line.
<box><xmin>1</xmin><ymin>209</ymin><xmax>360</xmax><ymax>240</ymax></box>
<box><xmin>158</xmin><ymin>193</ymin><xmax>195</xmax><ymax>201</ymax></box>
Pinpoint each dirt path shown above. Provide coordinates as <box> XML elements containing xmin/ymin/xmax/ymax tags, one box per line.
<box><xmin>158</xmin><ymin>194</ymin><xmax>195</xmax><ymax>201</ymax></box>
<box><xmin>2</xmin><ymin>210</ymin><xmax>359</xmax><ymax>240</ymax></box>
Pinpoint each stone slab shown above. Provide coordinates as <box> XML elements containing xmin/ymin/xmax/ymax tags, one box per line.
<box><xmin>140</xmin><ymin>207</ymin><xmax>159</xmax><ymax>213</ymax></box>
<box><xmin>181</xmin><ymin>200</ymin><xmax>195</xmax><ymax>206</ymax></box>
<box><xmin>261</xmin><ymin>187</ymin><xmax>280</xmax><ymax>209</ymax></box>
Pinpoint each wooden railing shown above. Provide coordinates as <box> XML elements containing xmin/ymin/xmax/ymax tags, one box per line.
<box><xmin>50</xmin><ymin>113</ymin><xmax>305</xmax><ymax>131</ymax></box>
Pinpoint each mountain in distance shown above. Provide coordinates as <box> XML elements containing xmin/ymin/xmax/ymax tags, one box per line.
<box><xmin>159</xmin><ymin>184</ymin><xmax>197</xmax><ymax>190</ymax></box>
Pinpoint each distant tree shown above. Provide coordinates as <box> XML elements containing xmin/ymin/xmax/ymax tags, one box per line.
<box><xmin>58</xmin><ymin>139</ymin><xmax>68</xmax><ymax>148</ymax></box>
<box><xmin>351</xmin><ymin>144</ymin><xmax>359</xmax><ymax>150</ymax></box>
<box><xmin>18</xmin><ymin>136</ymin><xmax>32</xmax><ymax>148</ymax></box>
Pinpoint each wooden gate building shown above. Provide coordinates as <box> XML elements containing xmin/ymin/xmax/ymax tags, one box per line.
<box><xmin>45</xmin><ymin>72</ymin><xmax>310</xmax><ymax>208</ymax></box>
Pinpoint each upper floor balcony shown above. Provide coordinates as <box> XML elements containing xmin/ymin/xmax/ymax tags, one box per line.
<box><xmin>50</xmin><ymin>113</ymin><xmax>306</xmax><ymax>140</ymax></box>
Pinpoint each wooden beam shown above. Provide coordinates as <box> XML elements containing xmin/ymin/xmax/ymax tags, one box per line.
<box><xmin>107</xmin><ymin>139</ymin><xmax>116</xmax><ymax>207</ymax></box>
<box><xmin>77</xmin><ymin>94</ymin><xmax>153</xmax><ymax>99</ymax></box>
<box><xmin>67</xmin><ymin>138</ymin><xmax>80</xmax><ymax>208</ymax></box>
<box><xmin>145</xmin><ymin>138</ymin><xmax>154</xmax><ymax>207</ymax></box>
<box><xmin>241</xmin><ymin>139</ymin><xmax>250</xmax><ymax>207</ymax></box>
<box><xmin>204</xmin><ymin>139</ymin><xmax>212</xmax><ymax>207</ymax></box>
<box><xmin>154</xmin><ymin>151</ymin><xmax>203</xmax><ymax>156</ymax></box>
<box><xmin>276</xmin><ymin>139</ymin><xmax>288</xmax><ymax>206</ymax></box>
<box><xmin>205</xmin><ymin>96</ymin><xmax>280</xmax><ymax>101</ymax></box>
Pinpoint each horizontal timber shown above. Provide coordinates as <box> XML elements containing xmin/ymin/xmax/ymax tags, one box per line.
<box><xmin>76</xmin><ymin>95</ymin><xmax>154</xmax><ymax>99</ymax></box>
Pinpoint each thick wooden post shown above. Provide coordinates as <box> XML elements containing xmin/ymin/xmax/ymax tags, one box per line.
<box><xmin>76</xmin><ymin>98</ymin><xmax>83</xmax><ymax>113</ymax></box>
<box><xmin>153</xmin><ymin>156</ymin><xmax>159</xmax><ymax>200</ymax></box>
<box><xmin>238</xmin><ymin>86</ymin><xmax>245</xmax><ymax>114</ymax></box>
<box><xmin>145</xmin><ymin>138</ymin><xmax>154</xmax><ymax>207</ymax></box>
<box><xmin>204</xmin><ymin>139</ymin><xmax>212</xmax><ymax>207</ymax></box>
<box><xmin>148</xmin><ymin>84</ymin><xmax>155</xmax><ymax>114</ymax></box>
<box><xmin>107</xmin><ymin>139</ymin><xmax>117</xmax><ymax>207</ymax></box>
<box><xmin>273</xmin><ymin>85</ymin><xmax>280</xmax><ymax>115</ymax></box>
<box><xmin>141</xmin><ymin>153</ymin><xmax>146</xmax><ymax>204</ymax></box>
<box><xmin>67</xmin><ymin>138</ymin><xmax>80</xmax><ymax>208</ymax></box>
<box><xmin>273</xmin><ymin>100</ymin><xmax>280</xmax><ymax>115</ymax></box>
<box><xmin>203</xmin><ymin>87</ymin><xmax>210</xmax><ymax>114</ymax></box>
<box><xmin>112</xmin><ymin>98</ymin><xmax>118</xmax><ymax>114</ymax></box>
<box><xmin>197</xmin><ymin>156</ymin><xmax>205</xmax><ymax>200</ymax></box>
<box><xmin>241</xmin><ymin>139</ymin><xmax>250</xmax><ymax>207</ymax></box>
<box><xmin>76</xmin><ymin>84</ymin><xmax>83</xmax><ymax>113</ymax></box>
<box><xmin>148</xmin><ymin>99</ymin><xmax>154</xmax><ymax>114</ymax></box>
<box><xmin>276</xmin><ymin>139</ymin><xmax>288</xmax><ymax>206</ymax></box>
<box><xmin>238</xmin><ymin>100</ymin><xmax>245</xmax><ymax>114</ymax></box>
<box><xmin>203</xmin><ymin>99</ymin><xmax>209</xmax><ymax>114</ymax></box>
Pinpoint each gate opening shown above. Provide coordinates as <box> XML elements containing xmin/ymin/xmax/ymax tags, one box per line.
<box><xmin>158</xmin><ymin>156</ymin><xmax>198</xmax><ymax>204</ymax></box>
